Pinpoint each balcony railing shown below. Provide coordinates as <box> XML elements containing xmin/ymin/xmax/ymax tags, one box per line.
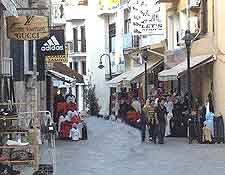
<box><xmin>1</xmin><ymin>57</ymin><xmax>13</xmax><ymax>75</ymax></box>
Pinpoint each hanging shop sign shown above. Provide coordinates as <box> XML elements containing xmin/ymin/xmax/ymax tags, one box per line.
<box><xmin>109</xmin><ymin>0</ymin><xmax>120</xmax><ymax>10</ymax></box>
<box><xmin>98</xmin><ymin>0</ymin><xmax>120</xmax><ymax>10</ymax></box>
<box><xmin>130</xmin><ymin>0</ymin><xmax>165</xmax><ymax>35</ymax></box>
<box><xmin>6</xmin><ymin>16</ymin><xmax>49</xmax><ymax>40</ymax></box>
<box><xmin>37</xmin><ymin>29</ymin><xmax>67</xmax><ymax>63</ymax></box>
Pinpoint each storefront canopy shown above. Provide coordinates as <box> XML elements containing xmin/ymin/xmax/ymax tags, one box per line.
<box><xmin>106</xmin><ymin>59</ymin><xmax>163</xmax><ymax>87</ymax></box>
<box><xmin>158</xmin><ymin>55</ymin><xmax>215</xmax><ymax>81</ymax></box>
<box><xmin>47</xmin><ymin>70</ymin><xmax>73</xmax><ymax>84</ymax></box>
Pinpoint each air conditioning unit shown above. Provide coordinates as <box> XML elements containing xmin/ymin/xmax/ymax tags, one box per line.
<box><xmin>190</xmin><ymin>0</ymin><xmax>201</xmax><ymax>8</ymax></box>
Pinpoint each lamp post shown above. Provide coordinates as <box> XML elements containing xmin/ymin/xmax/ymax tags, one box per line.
<box><xmin>141</xmin><ymin>49</ymin><xmax>148</xmax><ymax>101</ymax></box>
<box><xmin>182</xmin><ymin>30</ymin><xmax>194</xmax><ymax>116</ymax></box>
<box><xmin>98</xmin><ymin>53</ymin><xmax>112</xmax><ymax>115</ymax></box>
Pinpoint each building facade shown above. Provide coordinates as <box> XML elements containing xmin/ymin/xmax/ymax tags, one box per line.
<box><xmin>159</xmin><ymin>0</ymin><xmax>225</xmax><ymax>119</ymax></box>
<box><xmin>50</xmin><ymin>0</ymin><xmax>87</xmax><ymax>111</ymax></box>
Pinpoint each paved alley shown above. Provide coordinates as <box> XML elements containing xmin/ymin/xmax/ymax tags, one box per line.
<box><xmin>55</xmin><ymin>117</ymin><xmax>225</xmax><ymax>175</ymax></box>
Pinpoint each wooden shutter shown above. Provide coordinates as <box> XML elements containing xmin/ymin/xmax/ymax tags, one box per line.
<box><xmin>73</xmin><ymin>28</ymin><xmax>78</xmax><ymax>52</ymax></box>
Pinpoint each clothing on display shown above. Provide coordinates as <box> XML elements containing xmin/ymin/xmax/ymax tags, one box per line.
<box><xmin>213</xmin><ymin>116</ymin><xmax>224</xmax><ymax>143</ymax></box>
<box><xmin>65</xmin><ymin>94</ymin><xmax>76</xmax><ymax>104</ymax></box>
<box><xmin>69</xmin><ymin>127</ymin><xmax>80</xmax><ymax>141</ymax></box>
<box><xmin>0</xmin><ymin>163</ymin><xmax>20</xmax><ymax>175</ymax></box>
<box><xmin>165</xmin><ymin>112</ymin><xmax>173</xmax><ymax>136</ymax></box>
<box><xmin>202</xmin><ymin>126</ymin><xmax>212</xmax><ymax>143</ymax></box>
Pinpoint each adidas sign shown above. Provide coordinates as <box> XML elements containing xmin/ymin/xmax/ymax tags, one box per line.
<box><xmin>41</xmin><ymin>35</ymin><xmax>64</xmax><ymax>52</ymax></box>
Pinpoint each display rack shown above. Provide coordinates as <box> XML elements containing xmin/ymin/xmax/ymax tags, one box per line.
<box><xmin>0</xmin><ymin>101</ymin><xmax>56</xmax><ymax>174</ymax></box>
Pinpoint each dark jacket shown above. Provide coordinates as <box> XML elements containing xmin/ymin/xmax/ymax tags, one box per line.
<box><xmin>155</xmin><ymin>105</ymin><xmax>167</xmax><ymax>123</ymax></box>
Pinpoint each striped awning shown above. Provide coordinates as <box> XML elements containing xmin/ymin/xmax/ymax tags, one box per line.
<box><xmin>158</xmin><ymin>55</ymin><xmax>215</xmax><ymax>81</ymax></box>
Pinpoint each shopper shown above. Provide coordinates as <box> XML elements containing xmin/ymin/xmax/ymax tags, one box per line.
<box><xmin>142</xmin><ymin>99</ymin><xmax>155</xmax><ymax>141</ymax></box>
<box><xmin>154</xmin><ymin>98</ymin><xmax>167</xmax><ymax>144</ymax></box>
<box><xmin>119</xmin><ymin>99</ymin><xmax>129</xmax><ymax>123</ymax></box>
<box><xmin>139</xmin><ymin>110</ymin><xmax>148</xmax><ymax>143</ymax></box>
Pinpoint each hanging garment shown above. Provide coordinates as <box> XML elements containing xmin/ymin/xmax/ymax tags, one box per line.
<box><xmin>202</xmin><ymin>126</ymin><xmax>212</xmax><ymax>143</ymax></box>
<box><xmin>205</xmin><ymin>112</ymin><xmax>214</xmax><ymax>137</ymax></box>
<box><xmin>69</xmin><ymin>128</ymin><xmax>80</xmax><ymax>141</ymax></box>
<box><xmin>213</xmin><ymin>116</ymin><xmax>224</xmax><ymax>143</ymax></box>
<box><xmin>165</xmin><ymin>112</ymin><xmax>173</xmax><ymax>136</ymax></box>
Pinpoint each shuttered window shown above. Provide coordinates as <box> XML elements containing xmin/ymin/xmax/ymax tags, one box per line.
<box><xmin>73</xmin><ymin>28</ymin><xmax>78</xmax><ymax>52</ymax></box>
<box><xmin>81</xmin><ymin>26</ymin><xmax>86</xmax><ymax>52</ymax></box>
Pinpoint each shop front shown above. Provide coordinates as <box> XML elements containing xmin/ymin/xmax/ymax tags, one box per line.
<box><xmin>107</xmin><ymin>59</ymin><xmax>163</xmax><ymax>123</ymax></box>
<box><xmin>158</xmin><ymin>54</ymin><xmax>215</xmax><ymax>137</ymax></box>
<box><xmin>46</xmin><ymin>62</ymin><xmax>83</xmax><ymax>124</ymax></box>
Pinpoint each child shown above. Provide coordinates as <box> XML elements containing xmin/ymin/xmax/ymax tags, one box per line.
<box><xmin>69</xmin><ymin>123</ymin><xmax>80</xmax><ymax>141</ymax></box>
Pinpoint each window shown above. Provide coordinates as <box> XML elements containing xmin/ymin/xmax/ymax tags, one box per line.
<box><xmin>73</xmin><ymin>62</ymin><xmax>78</xmax><ymax>72</ymax></box>
<box><xmin>81</xmin><ymin>26</ymin><xmax>86</xmax><ymax>52</ymax></box>
<box><xmin>109</xmin><ymin>23</ymin><xmax>116</xmax><ymax>53</ymax></box>
<box><xmin>124</xmin><ymin>19</ymin><xmax>131</xmax><ymax>33</ymax></box>
<box><xmin>73</xmin><ymin>28</ymin><xmax>78</xmax><ymax>52</ymax></box>
<box><xmin>133</xmin><ymin>35</ymin><xmax>139</xmax><ymax>48</ymax></box>
<box><xmin>81</xmin><ymin>61</ymin><xmax>86</xmax><ymax>75</ymax></box>
<box><xmin>76</xmin><ymin>85</ymin><xmax>79</xmax><ymax>103</ymax></box>
<box><xmin>28</xmin><ymin>41</ymin><xmax>33</xmax><ymax>71</ymax></box>
<box><xmin>10</xmin><ymin>40</ymin><xmax>24</xmax><ymax>81</ymax></box>
<box><xmin>69</xmin><ymin>62</ymin><xmax>72</xmax><ymax>69</ymax></box>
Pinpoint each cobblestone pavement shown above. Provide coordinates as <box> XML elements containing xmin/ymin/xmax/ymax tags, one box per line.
<box><xmin>55</xmin><ymin>117</ymin><xmax>225</xmax><ymax>175</ymax></box>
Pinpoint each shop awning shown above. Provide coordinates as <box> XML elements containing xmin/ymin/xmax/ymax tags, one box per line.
<box><xmin>107</xmin><ymin>59</ymin><xmax>163</xmax><ymax>87</ymax></box>
<box><xmin>47</xmin><ymin>70</ymin><xmax>73</xmax><ymax>84</ymax></box>
<box><xmin>51</xmin><ymin>62</ymin><xmax>84</xmax><ymax>83</ymax></box>
<box><xmin>158</xmin><ymin>55</ymin><xmax>215</xmax><ymax>81</ymax></box>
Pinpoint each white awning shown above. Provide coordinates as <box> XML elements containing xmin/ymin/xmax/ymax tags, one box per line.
<box><xmin>158</xmin><ymin>55</ymin><xmax>215</xmax><ymax>81</ymax></box>
<box><xmin>48</xmin><ymin>70</ymin><xmax>75</xmax><ymax>83</ymax></box>
<box><xmin>106</xmin><ymin>59</ymin><xmax>163</xmax><ymax>87</ymax></box>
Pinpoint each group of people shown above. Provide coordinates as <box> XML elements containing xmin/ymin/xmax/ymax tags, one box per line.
<box><xmin>141</xmin><ymin>98</ymin><xmax>170</xmax><ymax>144</ymax></box>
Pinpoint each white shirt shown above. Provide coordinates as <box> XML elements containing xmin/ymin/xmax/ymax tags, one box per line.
<box><xmin>131</xmin><ymin>100</ymin><xmax>142</xmax><ymax>113</ymax></box>
<box><xmin>165</xmin><ymin>101</ymin><xmax>173</xmax><ymax>113</ymax></box>
<box><xmin>69</xmin><ymin>128</ymin><xmax>80</xmax><ymax>141</ymax></box>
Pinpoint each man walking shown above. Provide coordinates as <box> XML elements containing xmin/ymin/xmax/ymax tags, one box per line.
<box><xmin>154</xmin><ymin>98</ymin><xmax>167</xmax><ymax>144</ymax></box>
<box><xmin>143</xmin><ymin>99</ymin><xmax>156</xmax><ymax>141</ymax></box>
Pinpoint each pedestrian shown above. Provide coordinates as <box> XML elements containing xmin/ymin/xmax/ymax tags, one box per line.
<box><xmin>154</xmin><ymin>98</ymin><xmax>167</xmax><ymax>144</ymax></box>
<box><xmin>142</xmin><ymin>99</ymin><xmax>155</xmax><ymax>141</ymax></box>
<box><xmin>138</xmin><ymin>110</ymin><xmax>148</xmax><ymax>143</ymax></box>
<box><xmin>119</xmin><ymin>99</ymin><xmax>129</xmax><ymax>123</ymax></box>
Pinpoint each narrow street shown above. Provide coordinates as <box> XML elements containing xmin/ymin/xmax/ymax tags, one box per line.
<box><xmin>55</xmin><ymin>117</ymin><xmax>225</xmax><ymax>175</ymax></box>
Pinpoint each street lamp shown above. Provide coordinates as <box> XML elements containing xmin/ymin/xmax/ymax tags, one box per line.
<box><xmin>141</xmin><ymin>49</ymin><xmax>148</xmax><ymax>101</ymax></box>
<box><xmin>183</xmin><ymin>30</ymin><xmax>194</xmax><ymax>143</ymax></box>
<box><xmin>98</xmin><ymin>53</ymin><xmax>112</xmax><ymax>115</ymax></box>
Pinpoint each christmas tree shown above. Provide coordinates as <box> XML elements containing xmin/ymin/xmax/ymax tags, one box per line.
<box><xmin>84</xmin><ymin>84</ymin><xmax>100</xmax><ymax>116</ymax></box>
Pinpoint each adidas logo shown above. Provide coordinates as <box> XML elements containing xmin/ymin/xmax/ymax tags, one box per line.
<box><xmin>41</xmin><ymin>35</ymin><xmax>64</xmax><ymax>52</ymax></box>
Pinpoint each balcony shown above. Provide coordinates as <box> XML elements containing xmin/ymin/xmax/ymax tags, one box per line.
<box><xmin>1</xmin><ymin>57</ymin><xmax>13</xmax><ymax>75</ymax></box>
